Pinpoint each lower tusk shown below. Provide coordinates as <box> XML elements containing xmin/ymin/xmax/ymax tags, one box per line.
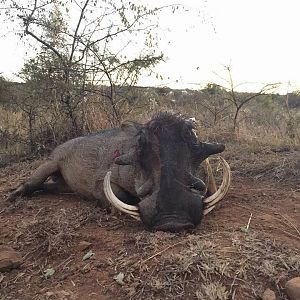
<box><xmin>203</xmin><ymin>157</ymin><xmax>231</xmax><ymax>209</ymax></box>
<box><xmin>127</xmin><ymin>214</ymin><xmax>141</xmax><ymax>221</ymax></box>
<box><xmin>203</xmin><ymin>158</ymin><xmax>217</xmax><ymax>194</ymax></box>
<box><xmin>203</xmin><ymin>205</ymin><xmax>216</xmax><ymax>215</ymax></box>
<box><xmin>104</xmin><ymin>171</ymin><xmax>141</xmax><ymax>220</ymax></box>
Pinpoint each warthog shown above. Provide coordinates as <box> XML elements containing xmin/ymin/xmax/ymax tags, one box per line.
<box><xmin>9</xmin><ymin>112</ymin><xmax>231</xmax><ymax>232</ymax></box>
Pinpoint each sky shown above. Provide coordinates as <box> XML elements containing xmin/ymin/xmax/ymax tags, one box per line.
<box><xmin>1</xmin><ymin>0</ymin><xmax>300</xmax><ymax>93</ymax></box>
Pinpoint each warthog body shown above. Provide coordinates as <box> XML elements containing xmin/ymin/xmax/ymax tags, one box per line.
<box><xmin>9</xmin><ymin>112</ymin><xmax>230</xmax><ymax>232</ymax></box>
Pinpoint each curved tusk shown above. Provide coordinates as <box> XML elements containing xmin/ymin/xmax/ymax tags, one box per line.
<box><xmin>203</xmin><ymin>205</ymin><xmax>216</xmax><ymax>215</ymax></box>
<box><xmin>203</xmin><ymin>157</ymin><xmax>231</xmax><ymax>209</ymax></box>
<box><xmin>203</xmin><ymin>158</ymin><xmax>217</xmax><ymax>194</ymax></box>
<box><xmin>103</xmin><ymin>171</ymin><xmax>141</xmax><ymax>220</ymax></box>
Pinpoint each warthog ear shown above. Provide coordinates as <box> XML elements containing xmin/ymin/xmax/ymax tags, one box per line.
<box><xmin>195</xmin><ymin>142</ymin><xmax>225</xmax><ymax>162</ymax></box>
<box><xmin>121</xmin><ymin>121</ymin><xmax>142</xmax><ymax>135</ymax></box>
<box><xmin>202</xmin><ymin>142</ymin><xmax>225</xmax><ymax>155</ymax></box>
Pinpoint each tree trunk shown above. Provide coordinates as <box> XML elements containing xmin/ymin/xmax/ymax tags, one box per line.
<box><xmin>28</xmin><ymin>111</ymin><xmax>35</xmax><ymax>153</ymax></box>
<box><xmin>233</xmin><ymin>105</ymin><xmax>242</xmax><ymax>135</ymax></box>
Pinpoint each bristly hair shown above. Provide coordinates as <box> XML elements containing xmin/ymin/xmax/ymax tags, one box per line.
<box><xmin>137</xmin><ymin>111</ymin><xmax>199</xmax><ymax>176</ymax></box>
<box><xmin>145</xmin><ymin>111</ymin><xmax>195</xmax><ymax>135</ymax></box>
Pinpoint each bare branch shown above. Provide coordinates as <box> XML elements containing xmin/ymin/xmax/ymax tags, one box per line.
<box><xmin>69</xmin><ymin>0</ymin><xmax>90</xmax><ymax>65</ymax></box>
<box><xmin>19</xmin><ymin>1</ymin><xmax>67</xmax><ymax>69</ymax></box>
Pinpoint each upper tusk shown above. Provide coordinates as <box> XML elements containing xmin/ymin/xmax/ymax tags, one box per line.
<box><xmin>103</xmin><ymin>171</ymin><xmax>141</xmax><ymax>220</ymax></box>
<box><xmin>203</xmin><ymin>158</ymin><xmax>217</xmax><ymax>194</ymax></box>
<box><xmin>203</xmin><ymin>157</ymin><xmax>231</xmax><ymax>208</ymax></box>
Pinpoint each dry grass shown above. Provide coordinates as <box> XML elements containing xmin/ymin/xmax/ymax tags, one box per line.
<box><xmin>1</xmin><ymin>103</ymin><xmax>300</xmax><ymax>300</ymax></box>
<box><xmin>1</xmin><ymin>99</ymin><xmax>299</xmax><ymax>168</ymax></box>
<box><xmin>226</xmin><ymin>143</ymin><xmax>300</xmax><ymax>186</ymax></box>
<box><xmin>108</xmin><ymin>231</ymin><xmax>300</xmax><ymax>299</ymax></box>
<box><xmin>0</xmin><ymin>155</ymin><xmax>299</xmax><ymax>299</ymax></box>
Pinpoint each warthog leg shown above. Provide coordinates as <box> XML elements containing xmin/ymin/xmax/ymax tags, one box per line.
<box><xmin>7</xmin><ymin>160</ymin><xmax>59</xmax><ymax>201</ymax></box>
<box><xmin>40</xmin><ymin>177</ymin><xmax>72</xmax><ymax>194</ymax></box>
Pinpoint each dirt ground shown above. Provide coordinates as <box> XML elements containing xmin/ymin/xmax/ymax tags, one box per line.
<box><xmin>0</xmin><ymin>147</ymin><xmax>299</xmax><ymax>300</ymax></box>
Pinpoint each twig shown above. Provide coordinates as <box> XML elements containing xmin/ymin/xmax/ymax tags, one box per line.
<box><xmin>33</xmin><ymin>207</ymin><xmax>43</xmax><ymax>219</ymax></box>
<box><xmin>229</xmin><ymin>275</ymin><xmax>237</xmax><ymax>294</ymax></box>
<box><xmin>139</xmin><ymin>240</ymin><xmax>185</xmax><ymax>265</ymax></box>
<box><xmin>135</xmin><ymin>231</ymin><xmax>232</xmax><ymax>267</ymax></box>
<box><xmin>55</xmin><ymin>254</ymin><xmax>75</xmax><ymax>270</ymax></box>
<box><xmin>233</xmin><ymin>203</ymin><xmax>297</xmax><ymax>231</ymax></box>
<box><xmin>279</xmin><ymin>214</ymin><xmax>300</xmax><ymax>237</ymax></box>
<box><xmin>233</xmin><ymin>203</ymin><xmax>300</xmax><ymax>241</ymax></box>
<box><xmin>232</xmin><ymin>288</ymin><xmax>236</xmax><ymax>300</ymax></box>
<box><xmin>245</xmin><ymin>213</ymin><xmax>253</xmax><ymax>231</ymax></box>
<box><xmin>277</xmin><ymin>228</ymin><xmax>300</xmax><ymax>241</ymax></box>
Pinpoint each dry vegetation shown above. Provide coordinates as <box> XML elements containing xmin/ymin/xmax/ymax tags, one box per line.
<box><xmin>1</xmin><ymin>82</ymin><xmax>299</xmax><ymax>166</ymax></box>
<box><xmin>0</xmin><ymin>81</ymin><xmax>300</xmax><ymax>300</ymax></box>
<box><xmin>115</xmin><ymin>231</ymin><xmax>300</xmax><ymax>300</ymax></box>
<box><xmin>1</xmin><ymin>1</ymin><xmax>299</xmax><ymax>298</ymax></box>
<box><xmin>0</xmin><ymin>126</ymin><xmax>300</xmax><ymax>299</ymax></box>
<box><xmin>0</xmin><ymin>183</ymin><xmax>299</xmax><ymax>299</ymax></box>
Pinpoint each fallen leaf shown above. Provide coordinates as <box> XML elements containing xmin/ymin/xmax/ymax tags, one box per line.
<box><xmin>60</xmin><ymin>290</ymin><xmax>71</xmax><ymax>296</ymax></box>
<box><xmin>113</xmin><ymin>272</ymin><xmax>125</xmax><ymax>285</ymax></box>
<box><xmin>83</xmin><ymin>250</ymin><xmax>95</xmax><ymax>261</ymax></box>
<box><xmin>43</xmin><ymin>268</ymin><xmax>55</xmax><ymax>279</ymax></box>
<box><xmin>45</xmin><ymin>291</ymin><xmax>55</xmax><ymax>297</ymax></box>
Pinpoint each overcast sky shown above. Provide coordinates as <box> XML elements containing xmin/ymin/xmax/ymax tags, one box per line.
<box><xmin>1</xmin><ymin>0</ymin><xmax>300</xmax><ymax>93</ymax></box>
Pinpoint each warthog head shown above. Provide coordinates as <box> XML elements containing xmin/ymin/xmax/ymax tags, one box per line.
<box><xmin>104</xmin><ymin>112</ymin><xmax>230</xmax><ymax>232</ymax></box>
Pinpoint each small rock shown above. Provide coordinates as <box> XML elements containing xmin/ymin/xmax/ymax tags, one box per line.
<box><xmin>271</xmin><ymin>147</ymin><xmax>290</xmax><ymax>153</ymax></box>
<box><xmin>285</xmin><ymin>277</ymin><xmax>300</xmax><ymax>300</ymax></box>
<box><xmin>113</xmin><ymin>272</ymin><xmax>125</xmax><ymax>285</ymax></box>
<box><xmin>78</xmin><ymin>241</ymin><xmax>92</xmax><ymax>251</ymax></box>
<box><xmin>59</xmin><ymin>290</ymin><xmax>71</xmax><ymax>296</ymax></box>
<box><xmin>0</xmin><ymin>246</ymin><xmax>23</xmax><ymax>271</ymax></box>
<box><xmin>43</xmin><ymin>268</ymin><xmax>55</xmax><ymax>279</ymax></box>
<box><xmin>45</xmin><ymin>291</ymin><xmax>55</xmax><ymax>298</ymax></box>
<box><xmin>82</xmin><ymin>250</ymin><xmax>95</xmax><ymax>261</ymax></box>
<box><xmin>262</xmin><ymin>288</ymin><xmax>276</xmax><ymax>300</ymax></box>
